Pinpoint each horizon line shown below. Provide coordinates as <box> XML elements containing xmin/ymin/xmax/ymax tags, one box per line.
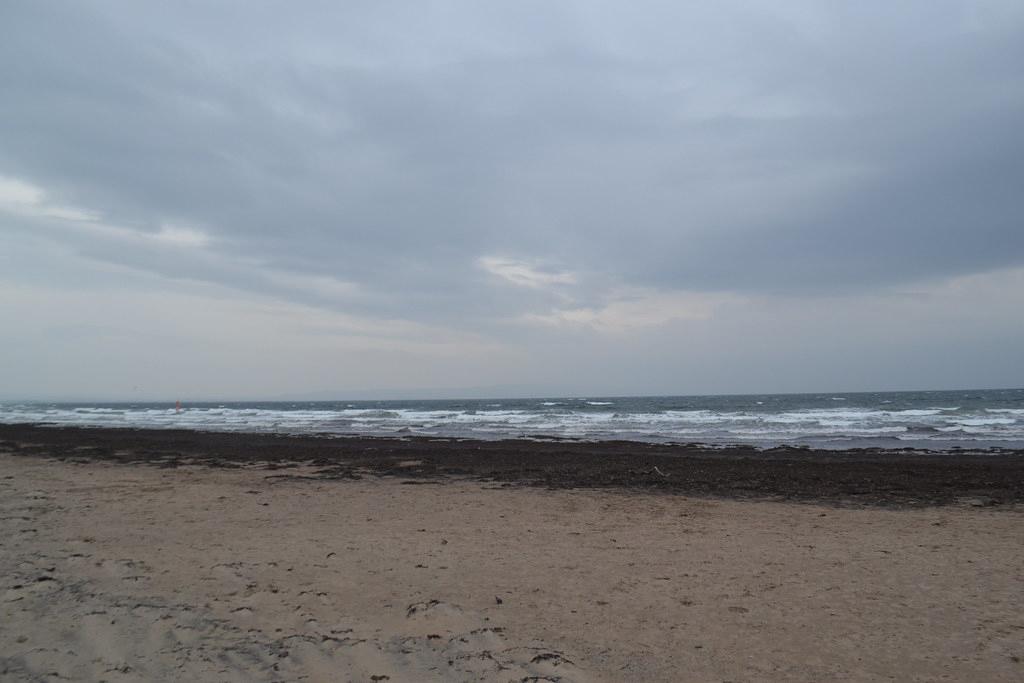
<box><xmin>3</xmin><ymin>385</ymin><xmax>1022</xmax><ymax>404</ymax></box>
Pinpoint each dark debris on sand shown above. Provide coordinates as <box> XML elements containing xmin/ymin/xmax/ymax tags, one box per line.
<box><xmin>1</xmin><ymin>424</ymin><xmax>1023</xmax><ymax>508</ymax></box>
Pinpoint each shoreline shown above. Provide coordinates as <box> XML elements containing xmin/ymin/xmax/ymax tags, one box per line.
<box><xmin>3</xmin><ymin>423</ymin><xmax>1022</xmax><ymax>507</ymax></box>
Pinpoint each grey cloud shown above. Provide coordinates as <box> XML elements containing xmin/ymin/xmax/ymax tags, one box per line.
<box><xmin>1</xmin><ymin>2</ymin><xmax>1023</xmax><ymax>397</ymax></box>
<box><xmin>3</xmin><ymin>2</ymin><xmax>1022</xmax><ymax>317</ymax></box>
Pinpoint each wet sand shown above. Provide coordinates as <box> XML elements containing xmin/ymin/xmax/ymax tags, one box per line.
<box><xmin>1</xmin><ymin>425</ymin><xmax>1023</xmax><ymax>681</ymax></box>
<box><xmin>2</xmin><ymin>424</ymin><xmax>1023</xmax><ymax>507</ymax></box>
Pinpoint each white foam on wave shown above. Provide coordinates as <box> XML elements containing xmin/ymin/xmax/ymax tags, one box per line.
<box><xmin>2</xmin><ymin>398</ymin><xmax>1021</xmax><ymax>446</ymax></box>
<box><xmin>762</xmin><ymin>409</ymin><xmax>881</xmax><ymax>424</ymax></box>
<box><xmin>728</xmin><ymin>426</ymin><xmax>908</xmax><ymax>436</ymax></box>
<box><xmin>661</xmin><ymin>410</ymin><xmax>739</xmax><ymax>424</ymax></box>
<box><xmin>948</xmin><ymin>417</ymin><xmax>1015</xmax><ymax>427</ymax></box>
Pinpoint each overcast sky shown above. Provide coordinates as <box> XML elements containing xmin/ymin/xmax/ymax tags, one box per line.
<box><xmin>2</xmin><ymin>1</ymin><xmax>1023</xmax><ymax>400</ymax></box>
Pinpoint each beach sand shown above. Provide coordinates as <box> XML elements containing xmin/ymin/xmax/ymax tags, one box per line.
<box><xmin>1</xmin><ymin>429</ymin><xmax>1023</xmax><ymax>681</ymax></box>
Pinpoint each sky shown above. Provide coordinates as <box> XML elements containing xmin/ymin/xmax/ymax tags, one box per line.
<box><xmin>2</xmin><ymin>1</ymin><xmax>1023</xmax><ymax>400</ymax></box>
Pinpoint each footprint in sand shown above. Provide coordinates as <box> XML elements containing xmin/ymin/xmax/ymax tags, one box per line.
<box><xmin>403</xmin><ymin>599</ymin><xmax>481</xmax><ymax>637</ymax></box>
<box><xmin>396</xmin><ymin>601</ymin><xmax>588</xmax><ymax>681</ymax></box>
<box><xmin>94</xmin><ymin>558</ymin><xmax>153</xmax><ymax>582</ymax></box>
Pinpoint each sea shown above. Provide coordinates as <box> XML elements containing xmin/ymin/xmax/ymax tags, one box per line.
<box><xmin>2</xmin><ymin>389</ymin><xmax>1024</xmax><ymax>450</ymax></box>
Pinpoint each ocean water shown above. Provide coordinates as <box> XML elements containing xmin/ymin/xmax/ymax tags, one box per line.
<box><xmin>3</xmin><ymin>389</ymin><xmax>1024</xmax><ymax>450</ymax></box>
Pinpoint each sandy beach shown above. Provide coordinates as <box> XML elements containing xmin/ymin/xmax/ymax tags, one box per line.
<box><xmin>2</xmin><ymin>427</ymin><xmax>1023</xmax><ymax>681</ymax></box>
<box><xmin>7</xmin><ymin>1</ymin><xmax>1024</xmax><ymax>680</ymax></box>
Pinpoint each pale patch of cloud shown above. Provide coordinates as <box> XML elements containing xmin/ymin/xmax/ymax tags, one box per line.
<box><xmin>0</xmin><ymin>174</ymin><xmax>210</xmax><ymax>247</ymax></box>
<box><xmin>0</xmin><ymin>176</ymin><xmax>44</xmax><ymax>205</ymax></box>
<box><xmin>263</xmin><ymin>270</ymin><xmax>360</xmax><ymax>301</ymax></box>
<box><xmin>478</xmin><ymin>256</ymin><xmax>577</xmax><ymax>289</ymax></box>
<box><xmin>153</xmin><ymin>224</ymin><xmax>212</xmax><ymax>248</ymax></box>
<box><xmin>38</xmin><ymin>206</ymin><xmax>100</xmax><ymax>222</ymax></box>
<box><xmin>522</xmin><ymin>287</ymin><xmax>738</xmax><ymax>332</ymax></box>
<box><xmin>0</xmin><ymin>174</ymin><xmax>367</xmax><ymax>315</ymax></box>
<box><xmin>0</xmin><ymin>175</ymin><xmax>97</xmax><ymax>222</ymax></box>
<box><xmin>53</xmin><ymin>216</ymin><xmax>213</xmax><ymax>251</ymax></box>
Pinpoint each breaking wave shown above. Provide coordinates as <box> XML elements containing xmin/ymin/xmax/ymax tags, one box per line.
<box><xmin>3</xmin><ymin>389</ymin><xmax>1023</xmax><ymax>449</ymax></box>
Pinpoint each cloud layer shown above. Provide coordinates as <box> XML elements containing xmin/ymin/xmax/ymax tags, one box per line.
<box><xmin>1</xmin><ymin>1</ymin><xmax>1022</xmax><ymax>398</ymax></box>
